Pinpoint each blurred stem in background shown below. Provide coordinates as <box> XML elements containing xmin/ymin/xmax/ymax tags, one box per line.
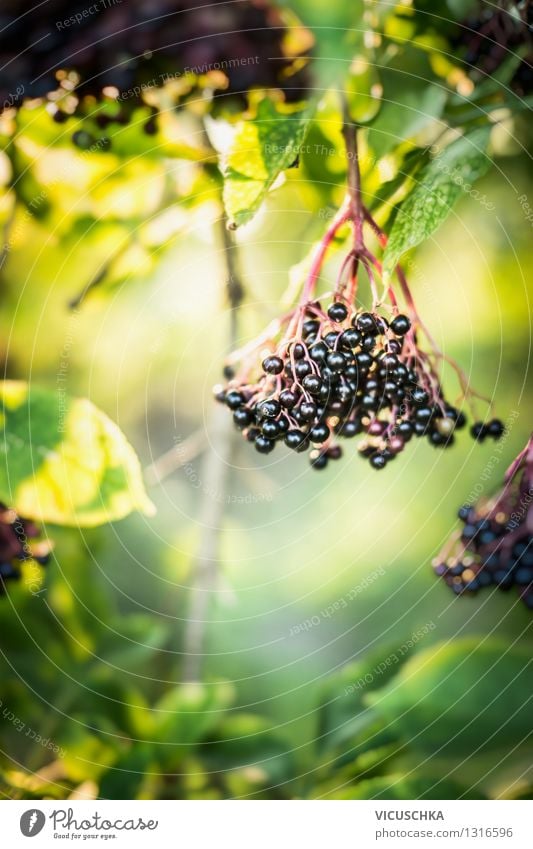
<box><xmin>182</xmin><ymin>214</ymin><xmax>244</xmax><ymax>682</ymax></box>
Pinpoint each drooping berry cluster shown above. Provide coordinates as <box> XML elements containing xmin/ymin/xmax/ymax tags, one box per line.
<box><xmin>434</xmin><ymin>435</ymin><xmax>533</xmax><ymax>609</ymax></box>
<box><xmin>0</xmin><ymin>505</ymin><xmax>51</xmax><ymax>596</ymax></box>
<box><xmin>215</xmin><ymin>295</ymin><xmax>489</xmax><ymax>471</ymax></box>
<box><xmin>215</xmin><ymin>117</ymin><xmax>496</xmax><ymax>473</ymax></box>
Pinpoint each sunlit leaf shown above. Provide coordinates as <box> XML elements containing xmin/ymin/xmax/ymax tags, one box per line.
<box><xmin>219</xmin><ymin>98</ymin><xmax>313</xmax><ymax>228</ymax></box>
<box><xmin>0</xmin><ymin>381</ymin><xmax>154</xmax><ymax>526</ymax></box>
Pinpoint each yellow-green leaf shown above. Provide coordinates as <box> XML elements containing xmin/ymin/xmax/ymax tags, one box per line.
<box><xmin>220</xmin><ymin>98</ymin><xmax>313</xmax><ymax>228</ymax></box>
<box><xmin>0</xmin><ymin>381</ymin><xmax>154</xmax><ymax>526</ymax></box>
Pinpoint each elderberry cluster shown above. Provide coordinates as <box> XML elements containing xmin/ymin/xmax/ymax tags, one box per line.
<box><xmin>434</xmin><ymin>436</ymin><xmax>533</xmax><ymax>609</ymax></box>
<box><xmin>216</xmin><ymin>301</ymin><xmax>479</xmax><ymax>471</ymax></box>
<box><xmin>452</xmin><ymin>0</ymin><xmax>533</xmax><ymax>96</ymax></box>
<box><xmin>434</xmin><ymin>505</ymin><xmax>533</xmax><ymax>609</ymax></box>
<box><xmin>0</xmin><ymin>505</ymin><xmax>51</xmax><ymax>596</ymax></box>
<box><xmin>0</xmin><ymin>0</ymin><xmax>311</xmax><ymax>116</ymax></box>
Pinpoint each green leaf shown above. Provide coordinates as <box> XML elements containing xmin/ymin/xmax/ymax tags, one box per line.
<box><xmin>383</xmin><ymin>127</ymin><xmax>492</xmax><ymax>274</ymax></box>
<box><xmin>331</xmin><ymin>773</ymin><xmax>487</xmax><ymax>800</ymax></box>
<box><xmin>0</xmin><ymin>381</ymin><xmax>154</xmax><ymax>526</ymax></box>
<box><xmin>151</xmin><ymin>681</ymin><xmax>234</xmax><ymax>749</ymax></box>
<box><xmin>368</xmin><ymin>83</ymin><xmax>446</xmax><ymax>160</ymax></box>
<box><xmin>99</xmin><ymin>743</ymin><xmax>155</xmax><ymax>800</ymax></box>
<box><xmin>220</xmin><ymin>98</ymin><xmax>313</xmax><ymax>228</ymax></box>
<box><xmin>203</xmin><ymin>713</ymin><xmax>295</xmax><ymax>787</ymax></box>
<box><xmin>365</xmin><ymin>639</ymin><xmax>533</xmax><ymax>755</ymax></box>
<box><xmin>317</xmin><ymin>642</ymin><xmax>412</xmax><ymax>753</ymax></box>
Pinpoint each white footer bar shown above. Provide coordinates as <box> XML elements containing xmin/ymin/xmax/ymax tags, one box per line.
<box><xmin>1</xmin><ymin>800</ymin><xmax>531</xmax><ymax>848</ymax></box>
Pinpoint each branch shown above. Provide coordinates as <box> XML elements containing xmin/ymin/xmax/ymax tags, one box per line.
<box><xmin>182</xmin><ymin>213</ymin><xmax>242</xmax><ymax>683</ymax></box>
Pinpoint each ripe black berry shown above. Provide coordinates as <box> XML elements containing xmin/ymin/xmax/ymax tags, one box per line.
<box><xmin>299</xmin><ymin>401</ymin><xmax>317</xmax><ymax>421</ymax></box>
<box><xmin>309</xmin><ymin>342</ymin><xmax>328</xmax><ymax>362</ymax></box>
<box><xmin>262</xmin><ymin>420</ymin><xmax>280</xmax><ymax>438</ymax></box>
<box><xmin>471</xmin><ymin>422</ymin><xmax>487</xmax><ymax>441</ymax></box>
<box><xmin>340</xmin><ymin>328</ymin><xmax>361</xmax><ymax>350</ymax></box>
<box><xmin>257</xmin><ymin>399</ymin><xmax>281</xmax><ymax>419</ymax></box>
<box><xmin>355</xmin><ymin>312</ymin><xmax>378</xmax><ymax>334</ymax></box>
<box><xmin>233</xmin><ymin>408</ymin><xmax>252</xmax><ymax>429</ymax></box>
<box><xmin>487</xmin><ymin>418</ymin><xmax>504</xmax><ymax>439</ymax></box>
<box><xmin>225</xmin><ymin>390</ymin><xmax>245</xmax><ymax>410</ymax></box>
<box><xmin>280</xmin><ymin>389</ymin><xmax>298</xmax><ymax>409</ymax></box>
<box><xmin>309</xmin><ymin>423</ymin><xmax>330</xmax><ymax>443</ymax></box>
<box><xmin>262</xmin><ymin>355</ymin><xmax>284</xmax><ymax>375</ymax></box>
<box><xmin>302</xmin><ymin>375</ymin><xmax>322</xmax><ymax>394</ymax></box>
<box><xmin>295</xmin><ymin>360</ymin><xmax>312</xmax><ymax>379</ymax></box>
<box><xmin>370</xmin><ymin>453</ymin><xmax>387</xmax><ymax>469</ymax></box>
<box><xmin>327</xmin><ymin>302</ymin><xmax>348</xmax><ymax>322</ymax></box>
<box><xmin>285</xmin><ymin>430</ymin><xmax>307</xmax><ymax>450</ymax></box>
<box><xmin>255</xmin><ymin>435</ymin><xmax>275</xmax><ymax>454</ymax></box>
<box><xmin>326</xmin><ymin>352</ymin><xmax>346</xmax><ymax>373</ymax></box>
<box><xmin>390</xmin><ymin>314</ymin><xmax>411</xmax><ymax>335</ymax></box>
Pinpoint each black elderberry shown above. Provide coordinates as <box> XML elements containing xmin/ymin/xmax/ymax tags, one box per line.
<box><xmin>370</xmin><ymin>453</ymin><xmax>387</xmax><ymax>469</ymax></box>
<box><xmin>361</xmin><ymin>335</ymin><xmax>376</xmax><ymax>353</ymax></box>
<box><xmin>516</xmin><ymin>568</ymin><xmax>533</xmax><ymax>584</ymax></box>
<box><xmin>338</xmin><ymin>420</ymin><xmax>361</xmax><ymax>437</ymax></box>
<box><xmin>355</xmin><ymin>312</ymin><xmax>379</xmax><ymax>334</ymax></box>
<box><xmin>295</xmin><ymin>360</ymin><xmax>312</xmax><ymax>379</ymax></box>
<box><xmin>233</xmin><ymin>408</ymin><xmax>252</xmax><ymax>429</ymax></box>
<box><xmin>310</xmin><ymin>423</ymin><xmax>330</xmax><ymax>443</ymax></box>
<box><xmin>255</xmin><ymin>435</ymin><xmax>275</xmax><ymax>454</ymax></box>
<box><xmin>397</xmin><ymin>421</ymin><xmax>413</xmax><ymax>439</ymax></box>
<box><xmin>225</xmin><ymin>390</ymin><xmax>245</xmax><ymax>410</ymax></box>
<box><xmin>276</xmin><ymin>416</ymin><xmax>289</xmax><ymax>435</ymax></box>
<box><xmin>355</xmin><ymin>352</ymin><xmax>373</xmax><ymax>370</ymax></box>
<box><xmin>285</xmin><ymin>430</ymin><xmax>308</xmax><ymax>451</ymax></box>
<box><xmin>487</xmin><ymin>418</ymin><xmax>504</xmax><ymax>439</ymax></box>
<box><xmin>326</xmin><ymin>351</ymin><xmax>346</xmax><ymax>373</ymax></box>
<box><xmin>292</xmin><ymin>342</ymin><xmax>306</xmax><ymax>360</ymax></box>
<box><xmin>302</xmin><ymin>375</ymin><xmax>322</xmax><ymax>395</ymax></box>
<box><xmin>303</xmin><ymin>319</ymin><xmax>320</xmax><ymax>338</ymax></box>
<box><xmin>327</xmin><ymin>445</ymin><xmax>343</xmax><ymax>460</ymax></box>
<box><xmin>310</xmin><ymin>452</ymin><xmax>328</xmax><ymax>470</ymax></box>
<box><xmin>246</xmin><ymin>427</ymin><xmax>261</xmax><ymax>442</ymax></box>
<box><xmin>340</xmin><ymin>328</ymin><xmax>361</xmax><ymax>350</ymax></box>
<box><xmin>262</xmin><ymin>420</ymin><xmax>280</xmax><ymax>439</ymax></box>
<box><xmin>257</xmin><ymin>399</ymin><xmax>281</xmax><ymax>419</ymax></box>
<box><xmin>381</xmin><ymin>353</ymin><xmax>399</xmax><ymax>370</ymax></box>
<box><xmin>411</xmin><ymin>387</ymin><xmax>429</xmax><ymax>406</ymax></box>
<box><xmin>309</xmin><ymin>342</ymin><xmax>328</xmax><ymax>362</ymax></box>
<box><xmin>390</xmin><ymin>314</ymin><xmax>411</xmax><ymax>335</ymax></box>
<box><xmin>223</xmin><ymin>365</ymin><xmax>235</xmax><ymax>380</ymax></box>
<box><xmin>280</xmin><ymin>389</ymin><xmax>298</xmax><ymax>409</ymax></box>
<box><xmin>415</xmin><ymin>406</ymin><xmax>433</xmax><ymax>423</ymax></box>
<box><xmin>361</xmin><ymin>394</ymin><xmax>379</xmax><ymax>411</ymax></box>
<box><xmin>262</xmin><ymin>355</ymin><xmax>284</xmax><ymax>375</ymax></box>
<box><xmin>327</xmin><ymin>302</ymin><xmax>348</xmax><ymax>322</ymax></box>
<box><xmin>299</xmin><ymin>401</ymin><xmax>317</xmax><ymax>421</ymax></box>
<box><xmin>471</xmin><ymin>421</ymin><xmax>487</xmax><ymax>441</ymax></box>
<box><xmin>323</xmin><ymin>331</ymin><xmax>339</xmax><ymax>349</ymax></box>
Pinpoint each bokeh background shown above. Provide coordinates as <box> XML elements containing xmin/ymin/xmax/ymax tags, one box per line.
<box><xmin>0</xmin><ymin>0</ymin><xmax>532</xmax><ymax>801</ymax></box>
